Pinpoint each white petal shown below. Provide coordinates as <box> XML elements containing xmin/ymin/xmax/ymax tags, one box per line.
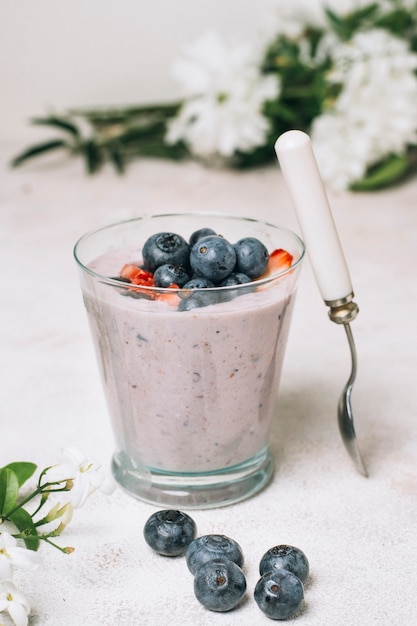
<box><xmin>43</xmin><ymin>463</ymin><xmax>76</xmax><ymax>484</ymax></box>
<box><xmin>0</xmin><ymin>531</ymin><xmax>18</xmax><ymax>549</ymax></box>
<box><xmin>8</xmin><ymin>601</ymin><xmax>30</xmax><ymax>626</ymax></box>
<box><xmin>0</xmin><ymin>555</ymin><xmax>13</xmax><ymax>579</ymax></box>
<box><xmin>63</xmin><ymin>446</ymin><xmax>89</xmax><ymax>467</ymax></box>
<box><xmin>8</xmin><ymin>546</ymin><xmax>41</xmax><ymax>571</ymax></box>
<box><xmin>69</xmin><ymin>476</ymin><xmax>93</xmax><ymax>508</ymax></box>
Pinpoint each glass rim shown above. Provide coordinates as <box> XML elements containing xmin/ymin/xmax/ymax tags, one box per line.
<box><xmin>73</xmin><ymin>211</ymin><xmax>306</xmax><ymax>293</ymax></box>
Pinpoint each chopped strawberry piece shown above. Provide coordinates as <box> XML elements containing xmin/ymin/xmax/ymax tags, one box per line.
<box><xmin>119</xmin><ymin>263</ymin><xmax>154</xmax><ymax>286</ymax></box>
<box><xmin>157</xmin><ymin>284</ymin><xmax>181</xmax><ymax>307</ymax></box>
<box><xmin>117</xmin><ymin>263</ymin><xmax>156</xmax><ymax>298</ymax></box>
<box><xmin>260</xmin><ymin>248</ymin><xmax>293</xmax><ymax>278</ymax></box>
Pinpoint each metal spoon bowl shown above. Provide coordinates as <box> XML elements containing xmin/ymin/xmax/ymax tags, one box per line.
<box><xmin>338</xmin><ymin>323</ymin><xmax>368</xmax><ymax>476</ymax></box>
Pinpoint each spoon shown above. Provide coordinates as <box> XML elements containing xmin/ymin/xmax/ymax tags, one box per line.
<box><xmin>338</xmin><ymin>323</ymin><xmax>368</xmax><ymax>476</ymax></box>
<box><xmin>275</xmin><ymin>130</ymin><xmax>368</xmax><ymax>476</ymax></box>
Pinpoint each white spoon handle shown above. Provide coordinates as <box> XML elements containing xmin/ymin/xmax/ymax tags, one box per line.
<box><xmin>275</xmin><ymin>130</ymin><xmax>353</xmax><ymax>303</ymax></box>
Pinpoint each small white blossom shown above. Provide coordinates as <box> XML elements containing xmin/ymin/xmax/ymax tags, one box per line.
<box><xmin>0</xmin><ymin>580</ymin><xmax>31</xmax><ymax>626</ymax></box>
<box><xmin>311</xmin><ymin>28</ymin><xmax>417</xmax><ymax>189</ymax></box>
<box><xmin>0</xmin><ymin>532</ymin><xmax>41</xmax><ymax>580</ymax></box>
<box><xmin>166</xmin><ymin>32</ymin><xmax>280</xmax><ymax>159</ymax></box>
<box><xmin>43</xmin><ymin>446</ymin><xmax>115</xmax><ymax>509</ymax></box>
<box><xmin>271</xmin><ymin>0</ymin><xmax>374</xmax><ymax>38</ymax></box>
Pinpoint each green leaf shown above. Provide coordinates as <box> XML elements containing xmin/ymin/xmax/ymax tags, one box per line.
<box><xmin>10</xmin><ymin>139</ymin><xmax>69</xmax><ymax>167</ymax></box>
<box><xmin>82</xmin><ymin>139</ymin><xmax>103</xmax><ymax>174</ymax></box>
<box><xmin>0</xmin><ymin>468</ymin><xmax>19</xmax><ymax>516</ymax></box>
<box><xmin>325</xmin><ymin>4</ymin><xmax>379</xmax><ymax>40</ymax></box>
<box><xmin>2</xmin><ymin>462</ymin><xmax>37</xmax><ymax>488</ymax></box>
<box><xmin>107</xmin><ymin>145</ymin><xmax>125</xmax><ymax>174</ymax></box>
<box><xmin>350</xmin><ymin>154</ymin><xmax>410</xmax><ymax>191</ymax></box>
<box><xmin>9</xmin><ymin>508</ymin><xmax>40</xmax><ymax>551</ymax></box>
<box><xmin>31</xmin><ymin>115</ymin><xmax>80</xmax><ymax>137</ymax></box>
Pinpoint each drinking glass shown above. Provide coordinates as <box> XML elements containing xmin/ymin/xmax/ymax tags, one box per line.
<box><xmin>74</xmin><ymin>213</ymin><xmax>305</xmax><ymax>508</ymax></box>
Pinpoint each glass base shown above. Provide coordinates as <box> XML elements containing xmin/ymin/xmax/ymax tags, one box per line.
<box><xmin>111</xmin><ymin>447</ymin><xmax>274</xmax><ymax>509</ymax></box>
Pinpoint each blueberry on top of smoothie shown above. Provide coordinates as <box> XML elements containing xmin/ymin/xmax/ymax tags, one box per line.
<box><xmin>233</xmin><ymin>237</ymin><xmax>269</xmax><ymax>279</ymax></box>
<box><xmin>182</xmin><ymin>276</ymin><xmax>215</xmax><ymax>291</ymax></box>
<box><xmin>142</xmin><ymin>232</ymin><xmax>190</xmax><ymax>273</ymax></box>
<box><xmin>190</xmin><ymin>236</ymin><xmax>236</xmax><ymax>284</ymax></box>
<box><xmin>220</xmin><ymin>272</ymin><xmax>251</xmax><ymax>287</ymax></box>
<box><xmin>153</xmin><ymin>264</ymin><xmax>190</xmax><ymax>288</ymax></box>
<box><xmin>189</xmin><ymin>227</ymin><xmax>217</xmax><ymax>248</ymax></box>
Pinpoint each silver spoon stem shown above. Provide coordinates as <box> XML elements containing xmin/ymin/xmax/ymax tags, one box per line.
<box><xmin>327</xmin><ymin>295</ymin><xmax>367</xmax><ymax>476</ymax></box>
<box><xmin>338</xmin><ymin>323</ymin><xmax>368</xmax><ymax>477</ymax></box>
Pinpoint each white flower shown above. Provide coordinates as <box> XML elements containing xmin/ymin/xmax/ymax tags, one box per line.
<box><xmin>0</xmin><ymin>580</ymin><xmax>31</xmax><ymax>626</ymax></box>
<box><xmin>271</xmin><ymin>0</ymin><xmax>374</xmax><ymax>38</ymax></box>
<box><xmin>0</xmin><ymin>532</ymin><xmax>41</xmax><ymax>580</ymax></box>
<box><xmin>43</xmin><ymin>446</ymin><xmax>115</xmax><ymax>509</ymax></box>
<box><xmin>166</xmin><ymin>32</ymin><xmax>280</xmax><ymax>158</ymax></box>
<box><xmin>311</xmin><ymin>28</ymin><xmax>417</xmax><ymax>189</ymax></box>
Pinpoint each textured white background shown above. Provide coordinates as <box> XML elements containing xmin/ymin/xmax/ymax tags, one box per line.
<box><xmin>1</xmin><ymin>1</ymin><xmax>417</xmax><ymax>623</ymax></box>
<box><xmin>0</xmin><ymin>0</ymin><xmax>279</xmax><ymax>141</ymax></box>
<box><xmin>1</xmin><ymin>142</ymin><xmax>417</xmax><ymax>624</ymax></box>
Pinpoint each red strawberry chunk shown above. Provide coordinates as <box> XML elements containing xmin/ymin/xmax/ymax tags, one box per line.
<box><xmin>260</xmin><ymin>248</ymin><xmax>293</xmax><ymax>279</ymax></box>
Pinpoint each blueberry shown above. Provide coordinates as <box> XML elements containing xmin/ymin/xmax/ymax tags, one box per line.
<box><xmin>194</xmin><ymin>559</ymin><xmax>246</xmax><ymax>612</ymax></box>
<box><xmin>189</xmin><ymin>227</ymin><xmax>217</xmax><ymax>248</ymax></box>
<box><xmin>177</xmin><ymin>277</ymin><xmax>217</xmax><ymax>309</ymax></box>
<box><xmin>259</xmin><ymin>545</ymin><xmax>310</xmax><ymax>583</ymax></box>
<box><xmin>181</xmin><ymin>277</ymin><xmax>215</xmax><ymax>293</ymax></box>
<box><xmin>142</xmin><ymin>232</ymin><xmax>190</xmax><ymax>273</ymax></box>
<box><xmin>233</xmin><ymin>237</ymin><xmax>269</xmax><ymax>279</ymax></box>
<box><xmin>153</xmin><ymin>264</ymin><xmax>190</xmax><ymax>288</ymax></box>
<box><xmin>219</xmin><ymin>272</ymin><xmax>252</xmax><ymax>287</ymax></box>
<box><xmin>185</xmin><ymin>534</ymin><xmax>244</xmax><ymax>575</ymax></box>
<box><xmin>190</xmin><ymin>236</ymin><xmax>236</xmax><ymax>284</ymax></box>
<box><xmin>177</xmin><ymin>291</ymin><xmax>219</xmax><ymax>311</ymax></box>
<box><xmin>143</xmin><ymin>509</ymin><xmax>197</xmax><ymax>556</ymax></box>
<box><xmin>254</xmin><ymin>570</ymin><xmax>304</xmax><ymax>620</ymax></box>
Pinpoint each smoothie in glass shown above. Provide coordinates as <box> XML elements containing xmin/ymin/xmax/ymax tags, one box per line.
<box><xmin>74</xmin><ymin>213</ymin><xmax>304</xmax><ymax>508</ymax></box>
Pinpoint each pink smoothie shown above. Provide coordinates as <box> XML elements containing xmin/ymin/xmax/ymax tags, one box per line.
<box><xmin>84</xmin><ymin>244</ymin><xmax>297</xmax><ymax>474</ymax></box>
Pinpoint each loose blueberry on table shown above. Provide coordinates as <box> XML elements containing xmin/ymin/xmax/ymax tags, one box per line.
<box><xmin>259</xmin><ymin>544</ymin><xmax>310</xmax><ymax>583</ymax></box>
<box><xmin>254</xmin><ymin>569</ymin><xmax>304</xmax><ymax>620</ymax></box>
<box><xmin>185</xmin><ymin>534</ymin><xmax>244</xmax><ymax>575</ymax></box>
<box><xmin>193</xmin><ymin>558</ymin><xmax>247</xmax><ymax>612</ymax></box>
<box><xmin>142</xmin><ymin>510</ymin><xmax>310</xmax><ymax>619</ymax></box>
<box><xmin>143</xmin><ymin>509</ymin><xmax>197</xmax><ymax>556</ymax></box>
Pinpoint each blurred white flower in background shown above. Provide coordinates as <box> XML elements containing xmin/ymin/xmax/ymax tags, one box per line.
<box><xmin>311</xmin><ymin>28</ymin><xmax>417</xmax><ymax>189</ymax></box>
<box><xmin>166</xmin><ymin>32</ymin><xmax>280</xmax><ymax>159</ymax></box>
<box><xmin>12</xmin><ymin>0</ymin><xmax>417</xmax><ymax>191</ymax></box>
<box><xmin>270</xmin><ymin>0</ymin><xmax>374</xmax><ymax>37</ymax></box>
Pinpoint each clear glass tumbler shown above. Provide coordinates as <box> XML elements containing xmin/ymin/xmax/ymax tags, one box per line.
<box><xmin>74</xmin><ymin>213</ymin><xmax>305</xmax><ymax>508</ymax></box>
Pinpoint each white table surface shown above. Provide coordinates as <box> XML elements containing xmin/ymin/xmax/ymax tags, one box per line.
<box><xmin>1</xmin><ymin>141</ymin><xmax>416</xmax><ymax>625</ymax></box>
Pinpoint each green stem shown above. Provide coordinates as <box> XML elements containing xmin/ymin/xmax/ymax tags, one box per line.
<box><xmin>2</xmin><ymin>487</ymin><xmax>42</xmax><ymax>520</ymax></box>
<box><xmin>1</xmin><ymin>482</ymin><xmax>70</xmax><ymax>522</ymax></box>
<box><xmin>13</xmin><ymin>531</ymin><xmax>72</xmax><ymax>554</ymax></box>
<box><xmin>68</xmin><ymin>102</ymin><xmax>181</xmax><ymax>122</ymax></box>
